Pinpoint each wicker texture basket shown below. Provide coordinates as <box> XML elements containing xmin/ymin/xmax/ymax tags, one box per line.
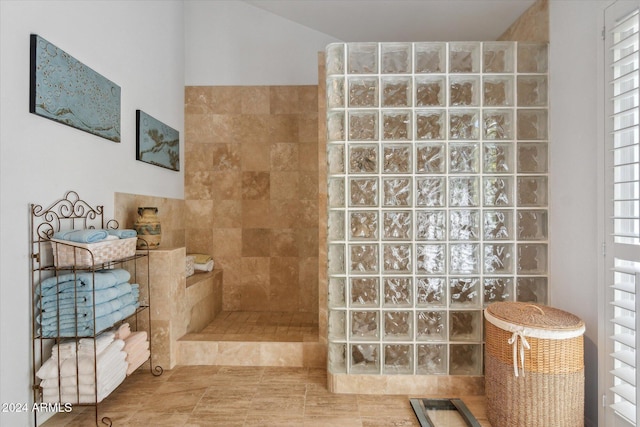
<box><xmin>484</xmin><ymin>302</ymin><xmax>585</xmax><ymax>427</ymax></box>
<box><xmin>50</xmin><ymin>237</ymin><xmax>137</xmax><ymax>268</ymax></box>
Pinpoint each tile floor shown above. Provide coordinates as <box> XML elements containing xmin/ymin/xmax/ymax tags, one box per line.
<box><xmin>41</xmin><ymin>365</ymin><xmax>491</xmax><ymax>427</ymax></box>
<box><xmin>197</xmin><ymin>311</ymin><xmax>319</xmax><ymax>342</ymax></box>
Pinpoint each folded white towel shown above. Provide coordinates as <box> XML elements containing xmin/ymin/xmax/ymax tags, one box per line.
<box><xmin>42</xmin><ymin>362</ymin><xmax>127</xmax><ymax>404</ymax></box>
<box><xmin>126</xmin><ymin>349</ymin><xmax>150</xmax><ymax>375</ymax></box>
<box><xmin>78</xmin><ymin>331</ymin><xmax>115</xmax><ymax>355</ymax></box>
<box><xmin>194</xmin><ymin>260</ymin><xmax>214</xmax><ymax>272</ymax></box>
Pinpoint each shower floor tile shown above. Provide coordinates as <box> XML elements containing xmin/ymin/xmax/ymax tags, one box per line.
<box><xmin>200</xmin><ymin>311</ymin><xmax>319</xmax><ymax>342</ymax></box>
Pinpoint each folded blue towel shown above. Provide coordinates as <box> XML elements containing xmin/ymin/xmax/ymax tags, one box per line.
<box><xmin>39</xmin><ymin>297</ymin><xmax>125</xmax><ymax>321</ymax></box>
<box><xmin>107</xmin><ymin>229</ymin><xmax>137</xmax><ymax>239</ymax></box>
<box><xmin>38</xmin><ymin>283</ymin><xmax>131</xmax><ymax>309</ymax></box>
<box><xmin>52</xmin><ymin>229</ymin><xmax>108</xmax><ymax>243</ymax></box>
<box><xmin>39</xmin><ymin>269</ymin><xmax>131</xmax><ymax>294</ymax></box>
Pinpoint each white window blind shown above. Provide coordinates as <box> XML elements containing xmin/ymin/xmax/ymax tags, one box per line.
<box><xmin>608</xmin><ymin>6</ymin><xmax>640</xmax><ymax>425</ymax></box>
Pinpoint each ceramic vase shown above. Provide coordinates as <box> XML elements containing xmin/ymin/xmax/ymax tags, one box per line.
<box><xmin>134</xmin><ymin>207</ymin><xmax>161</xmax><ymax>249</ymax></box>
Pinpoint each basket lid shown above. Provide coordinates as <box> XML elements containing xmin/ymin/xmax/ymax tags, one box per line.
<box><xmin>485</xmin><ymin>302</ymin><xmax>584</xmax><ymax>334</ymax></box>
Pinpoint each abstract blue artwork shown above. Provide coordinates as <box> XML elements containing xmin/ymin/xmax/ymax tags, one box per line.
<box><xmin>29</xmin><ymin>34</ymin><xmax>121</xmax><ymax>142</ymax></box>
<box><xmin>136</xmin><ymin>110</ymin><xmax>180</xmax><ymax>171</ymax></box>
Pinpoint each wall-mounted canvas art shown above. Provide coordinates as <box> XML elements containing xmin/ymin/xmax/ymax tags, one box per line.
<box><xmin>29</xmin><ymin>34</ymin><xmax>121</xmax><ymax>142</ymax></box>
<box><xmin>136</xmin><ymin>110</ymin><xmax>180</xmax><ymax>171</ymax></box>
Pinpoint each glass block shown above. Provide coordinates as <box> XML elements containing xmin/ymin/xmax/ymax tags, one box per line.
<box><xmin>483</xmin><ymin>177</ymin><xmax>513</xmax><ymax>207</ymax></box>
<box><xmin>416</xmin><ymin>76</ymin><xmax>445</xmax><ymax>107</ymax></box>
<box><xmin>348</xmin><ymin>77</ymin><xmax>378</xmax><ymax>107</ymax></box>
<box><xmin>416</xmin><ymin>210</ymin><xmax>446</xmax><ymax>241</ymax></box>
<box><xmin>383</xmin><ymin>178</ymin><xmax>411</xmax><ymax>206</ymax></box>
<box><xmin>383</xmin><ymin>244</ymin><xmax>411</xmax><ymax>273</ymax></box>
<box><xmin>328</xmin><ymin>343</ymin><xmax>346</xmax><ymax>373</ymax></box>
<box><xmin>449</xmin><ymin>177</ymin><xmax>479</xmax><ymax>207</ymax></box>
<box><xmin>416</xmin><ymin>277</ymin><xmax>447</xmax><ymax>307</ymax></box>
<box><xmin>383</xmin><ymin>211</ymin><xmax>412</xmax><ymax>240</ymax></box>
<box><xmin>517</xmin><ymin>109</ymin><xmax>548</xmax><ymax>140</ymax></box>
<box><xmin>483</xmin><ymin>243</ymin><xmax>513</xmax><ymax>274</ymax></box>
<box><xmin>517</xmin><ymin>277</ymin><xmax>548</xmax><ymax>304</ymax></box>
<box><xmin>518</xmin><ymin>76</ymin><xmax>548</xmax><ymax>107</ymax></box>
<box><xmin>350</xmin><ymin>244</ymin><xmax>379</xmax><ymax>273</ymax></box>
<box><xmin>450</xmin><ymin>278</ymin><xmax>480</xmax><ymax>307</ymax></box>
<box><xmin>483</xmin><ymin>42</ymin><xmax>514</xmax><ymax>73</ymax></box>
<box><xmin>450</xmin><ymin>110</ymin><xmax>480</xmax><ymax>140</ymax></box>
<box><xmin>327</xmin><ymin>144</ymin><xmax>345</xmax><ymax>174</ymax></box>
<box><xmin>384</xmin><ymin>277</ymin><xmax>412</xmax><ymax>306</ymax></box>
<box><xmin>449</xmin><ymin>244</ymin><xmax>479</xmax><ymax>274</ymax></box>
<box><xmin>348</xmin><ymin>43</ymin><xmax>378</xmax><ymax>74</ymax></box>
<box><xmin>517</xmin><ymin>176</ymin><xmax>548</xmax><ymax>207</ymax></box>
<box><xmin>350</xmin><ymin>211</ymin><xmax>378</xmax><ymax>240</ymax></box>
<box><xmin>517</xmin><ymin>210</ymin><xmax>548</xmax><ymax>240</ymax></box>
<box><xmin>449</xmin><ymin>311</ymin><xmax>482</xmax><ymax>342</ymax></box>
<box><xmin>329</xmin><ymin>278</ymin><xmax>346</xmax><ymax>308</ymax></box>
<box><xmin>383</xmin><ymin>144</ymin><xmax>411</xmax><ymax>172</ymax></box>
<box><xmin>449</xmin><ymin>42</ymin><xmax>480</xmax><ymax>73</ymax></box>
<box><xmin>351</xmin><ymin>344</ymin><xmax>379</xmax><ymax>374</ymax></box>
<box><xmin>517</xmin><ymin>43</ymin><xmax>548</xmax><ymax>73</ymax></box>
<box><xmin>416</xmin><ymin>244</ymin><xmax>446</xmax><ymax>274</ymax></box>
<box><xmin>483</xmin><ymin>110</ymin><xmax>513</xmax><ymax>140</ymax></box>
<box><xmin>328</xmin><ymin>178</ymin><xmax>345</xmax><ymax>208</ymax></box>
<box><xmin>326</xmin><ymin>43</ymin><xmax>345</xmax><ymax>75</ymax></box>
<box><xmin>328</xmin><ymin>244</ymin><xmax>345</xmax><ymax>274</ymax></box>
<box><xmin>415</xmin><ymin>42</ymin><xmax>446</xmax><ymax>73</ymax></box>
<box><xmin>449</xmin><ymin>344</ymin><xmax>482</xmax><ymax>375</ymax></box>
<box><xmin>449</xmin><ymin>210</ymin><xmax>480</xmax><ymax>240</ymax></box>
<box><xmin>384</xmin><ymin>311</ymin><xmax>412</xmax><ymax>340</ymax></box>
<box><xmin>328</xmin><ymin>210</ymin><xmax>345</xmax><ymax>240</ymax></box>
<box><xmin>382</xmin><ymin>42</ymin><xmax>412</xmax><ymax>74</ymax></box>
<box><xmin>417</xmin><ymin>344</ymin><xmax>447</xmax><ymax>374</ymax></box>
<box><xmin>350</xmin><ymin>178</ymin><xmax>378</xmax><ymax>207</ymax></box>
<box><xmin>484</xmin><ymin>278</ymin><xmax>513</xmax><ymax>306</ymax></box>
<box><xmin>329</xmin><ymin>310</ymin><xmax>346</xmax><ymax>341</ymax></box>
<box><xmin>382</xmin><ymin>111</ymin><xmax>411</xmax><ymax>141</ymax></box>
<box><xmin>483</xmin><ymin>210</ymin><xmax>512</xmax><ymax>240</ymax></box>
<box><xmin>384</xmin><ymin>344</ymin><xmax>412</xmax><ymax>374</ymax></box>
<box><xmin>449</xmin><ymin>143</ymin><xmax>479</xmax><ymax>173</ymax></box>
<box><xmin>417</xmin><ymin>311</ymin><xmax>447</xmax><ymax>341</ymax></box>
<box><xmin>484</xmin><ymin>143</ymin><xmax>512</xmax><ymax>173</ymax></box>
<box><xmin>381</xmin><ymin>77</ymin><xmax>412</xmax><ymax>107</ymax></box>
<box><xmin>416</xmin><ymin>177</ymin><xmax>446</xmax><ymax>207</ymax></box>
<box><xmin>416</xmin><ymin>110</ymin><xmax>445</xmax><ymax>140</ymax></box>
<box><xmin>517</xmin><ymin>243</ymin><xmax>548</xmax><ymax>274</ymax></box>
<box><xmin>351</xmin><ymin>277</ymin><xmax>379</xmax><ymax>307</ymax></box>
<box><xmin>449</xmin><ymin>76</ymin><xmax>480</xmax><ymax>106</ymax></box>
<box><xmin>483</xmin><ymin>76</ymin><xmax>514</xmax><ymax>106</ymax></box>
<box><xmin>351</xmin><ymin>311</ymin><xmax>379</xmax><ymax>339</ymax></box>
<box><xmin>327</xmin><ymin>77</ymin><xmax>345</xmax><ymax>109</ymax></box>
<box><xmin>349</xmin><ymin>111</ymin><xmax>378</xmax><ymax>141</ymax></box>
<box><xmin>518</xmin><ymin>142</ymin><xmax>548</xmax><ymax>173</ymax></box>
<box><xmin>327</xmin><ymin>112</ymin><xmax>345</xmax><ymax>142</ymax></box>
<box><xmin>349</xmin><ymin>145</ymin><xmax>378</xmax><ymax>173</ymax></box>
<box><xmin>416</xmin><ymin>143</ymin><xmax>446</xmax><ymax>172</ymax></box>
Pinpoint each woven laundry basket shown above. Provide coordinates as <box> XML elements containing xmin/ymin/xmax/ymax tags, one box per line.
<box><xmin>484</xmin><ymin>302</ymin><xmax>585</xmax><ymax>427</ymax></box>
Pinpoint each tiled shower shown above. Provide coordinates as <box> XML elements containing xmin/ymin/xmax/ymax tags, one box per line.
<box><xmin>325</xmin><ymin>42</ymin><xmax>549</xmax><ymax>376</ymax></box>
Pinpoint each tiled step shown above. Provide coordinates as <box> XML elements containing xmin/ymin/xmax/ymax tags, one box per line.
<box><xmin>176</xmin><ymin>335</ymin><xmax>326</xmax><ymax>367</ymax></box>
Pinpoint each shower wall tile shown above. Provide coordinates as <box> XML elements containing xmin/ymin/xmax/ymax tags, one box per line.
<box><xmin>241</xmin><ymin>142</ymin><xmax>271</xmax><ymax>171</ymax></box>
<box><xmin>240</xmin><ymin>87</ymin><xmax>271</xmax><ymax>114</ymax></box>
<box><xmin>186</xmin><ymin>85</ymin><xmax>320</xmax><ymax>315</ymax></box>
<box><xmin>271</xmin><ymin>228</ymin><xmax>299</xmax><ymax>257</ymax></box>
<box><xmin>242</xmin><ymin>228</ymin><xmax>271</xmax><ymax>257</ymax></box>
<box><xmin>271</xmin><ymin>171</ymin><xmax>299</xmax><ymax>200</ymax></box>
<box><xmin>211</xmin><ymin>171</ymin><xmax>242</xmax><ymax>200</ymax></box>
<box><xmin>241</xmin><ymin>171</ymin><xmax>270</xmax><ymax>200</ymax></box>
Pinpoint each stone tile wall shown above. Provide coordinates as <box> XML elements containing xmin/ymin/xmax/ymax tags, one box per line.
<box><xmin>184</xmin><ymin>86</ymin><xmax>320</xmax><ymax>314</ymax></box>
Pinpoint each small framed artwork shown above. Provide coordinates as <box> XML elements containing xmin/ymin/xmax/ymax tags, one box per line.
<box><xmin>29</xmin><ymin>34</ymin><xmax>121</xmax><ymax>142</ymax></box>
<box><xmin>136</xmin><ymin>110</ymin><xmax>180</xmax><ymax>171</ymax></box>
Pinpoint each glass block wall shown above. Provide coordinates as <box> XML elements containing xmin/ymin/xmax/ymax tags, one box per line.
<box><xmin>325</xmin><ymin>42</ymin><xmax>549</xmax><ymax>375</ymax></box>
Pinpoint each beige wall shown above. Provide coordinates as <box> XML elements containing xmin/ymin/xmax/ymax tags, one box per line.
<box><xmin>498</xmin><ymin>0</ymin><xmax>549</xmax><ymax>42</ymax></box>
<box><xmin>184</xmin><ymin>86</ymin><xmax>320</xmax><ymax>314</ymax></box>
